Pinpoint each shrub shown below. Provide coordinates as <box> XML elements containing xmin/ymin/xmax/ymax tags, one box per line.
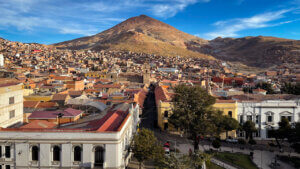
<box><xmin>212</xmin><ymin>140</ymin><xmax>221</xmax><ymax>149</ymax></box>
<box><xmin>238</xmin><ymin>139</ymin><xmax>246</xmax><ymax>145</ymax></box>
<box><xmin>248</xmin><ymin>139</ymin><xmax>256</xmax><ymax>145</ymax></box>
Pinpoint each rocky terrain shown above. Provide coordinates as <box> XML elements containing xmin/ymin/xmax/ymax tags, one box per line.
<box><xmin>200</xmin><ymin>36</ymin><xmax>300</xmax><ymax>68</ymax></box>
<box><xmin>54</xmin><ymin>15</ymin><xmax>213</xmax><ymax>59</ymax></box>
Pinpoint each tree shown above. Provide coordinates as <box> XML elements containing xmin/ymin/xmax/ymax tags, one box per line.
<box><xmin>168</xmin><ymin>84</ymin><xmax>221</xmax><ymax>152</ymax></box>
<box><xmin>212</xmin><ymin>139</ymin><xmax>221</xmax><ymax>149</ymax></box>
<box><xmin>288</xmin><ymin>122</ymin><xmax>300</xmax><ymax>153</ymax></box>
<box><xmin>270</xmin><ymin>118</ymin><xmax>292</xmax><ymax>149</ymax></box>
<box><xmin>242</xmin><ymin>121</ymin><xmax>257</xmax><ymax>140</ymax></box>
<box><xmin>222</xmin><ymin>115</ymin><xmax>239</xmax><ymax>139</ymax></box>
<box><xmin>256</xmin><ymin>82</ymin><xmax>275</xmax><ymax>94</ymax></box>
<box><xmin>131</xmin><ymin>128</ymin><xmax>164</xmax><ymax>169</ymax></box>
<box><xmin>281</xmin><ymin>82</ymin><xmax>300</xmax><ymax>95</ymax></box>
<box><xmin>157</xmin><ymin>152</ymin><xmax>211</xmax><ymax>169</ymax></box>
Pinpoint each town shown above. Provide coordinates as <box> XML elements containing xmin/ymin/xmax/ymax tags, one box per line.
<box><xmin>0</xmin><ymin>36</ymin><xmax>299</xmax><ymax>169</ymax></box>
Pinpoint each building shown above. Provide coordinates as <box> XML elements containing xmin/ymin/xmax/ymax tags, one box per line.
<box><xmin>0</xmin><ymin>103</ymin><xmax>140</xmax><ymax>169</ymax></box>
<box><xmin>0</xmin><ymin>54</ymin><xmax>4</xmax><ymax>67</ymax></box>
<box><xmin>155</xmin><ymin>86</ymin><xmax>173</xmax><ymax>131</ymax></box>
<box><xmin>213</xmin><ymin>100</ymin><xmax>238</xmax><ymax>139</ymax></box>
<box><xmin>237</xmin><ymin>99</ymin><xmax>300</xmax><ymax>139</ymax></box>
<box><xmin>0</xmin><ymin>81</ymin><xmax>23</xmax><ymax>128</ymax></box>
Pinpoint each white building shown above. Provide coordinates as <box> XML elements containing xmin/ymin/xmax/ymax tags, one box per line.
<box><xmin>237</xmin><ymin>99</ymin><xmax>300</xmax><ymax>139</ymax></box>
<box><xmin>0</xmin><ymin>82</ymin><xmax>23</xmax><ymax>128</ymax></box>
<box><xmin>0</xmin><ymin>54</ymin><xmax>4</xmax><ymax>67</ymax></box>
<box><xmin>0</xmin><ymin>103</ymin><xmax>140</xmax><ymax>169</ymax></box>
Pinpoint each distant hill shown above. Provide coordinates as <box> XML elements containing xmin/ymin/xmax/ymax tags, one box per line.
<box><xmin>200</xmin><ymin>36</ymin><xmax>300</xmax><ymax>68</ymax></box>
<box><xmin>53</xmin><ymin>15</ymin><xmax>213</xmax><ymax>59</ymax></box>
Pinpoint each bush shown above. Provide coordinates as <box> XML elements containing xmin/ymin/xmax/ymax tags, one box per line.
<box><xmin>238</xmin><ymin>139</ymin><xmax>246</xmax><ymax>145</ymax></box>
<box><xmin>212</xmin><ymin>140</ymin><xmax>221</xmax><ymax>149</ymax></box>
<box><xmin>248</xmin><ymin>139</ymin><xmax>256</xmax><ymax>145</ymax></box>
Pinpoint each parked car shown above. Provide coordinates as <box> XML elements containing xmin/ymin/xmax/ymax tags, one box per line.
<box><xmin>226</xmin><ymin>138</ymin><xmax>238</xmax><ymax>143</ymax></box>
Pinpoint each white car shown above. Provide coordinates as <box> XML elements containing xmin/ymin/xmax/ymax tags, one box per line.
<box><xmin>226</xmin><ymin>138</ymin><xmax>238</xmax><ymax>143</ymax></box>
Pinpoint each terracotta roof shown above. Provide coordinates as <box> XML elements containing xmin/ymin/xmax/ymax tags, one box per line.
<box><xmin>36</xmin><ymin>102</ymin><xmax>58</xmax><ymax>108</ymax></box>
<box><xmin>155</xmin><ymin>86</ymin><xmax>172</xmax><ymax>104</ymax></box>
<box><xmin>20</xmin><ymin>120</ymin><xmax>56</xmax><ymax>129</ymax></box>
<box><xmin>24</xmin><ymin>101</ymin><xmax>39</xmax><ymax>108</ymax></box>
<box><xmin>52</xmin><ymin>94</ymin><xmax>68</xmax><ymax>101</ymax></box>
<box><xmin>94</xmin><ymin>84</ymin><xmax>122</xmax><ymax>89</ymax></box>
<box><xmin>215</xmin><ymin>100</ymin><xmax>236</xmax><ymax>103</ymax></box>
<box><xmin>29</xmin><ymin>108</ymin><xmax>83</xmax><ymax>119</ymax></box>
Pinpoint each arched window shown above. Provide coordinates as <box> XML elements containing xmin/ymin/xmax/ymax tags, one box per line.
<box><xmin>32</xmin><ymin>146</ymin><xmax>39</xmax><ymax>161</ymax></box>
<box><xmin>53</xmin><ymin>146</ymin><xmax>60</xmax><ymax>161</ymax></box>
<box><xmin>74</xmin><ymin>146</ymin><xmax>82</xmax><ymax>162</ymax></box>
<box><xmin>94</xmin><ymin>146</ymin><xmax>104</xmax><ymax>167</ymax></box>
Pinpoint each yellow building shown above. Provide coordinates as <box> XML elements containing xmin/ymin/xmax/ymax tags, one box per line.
<box><xmin>213</xmin><ymin>100</ymin><xmax>238</xmax><ymax>139</ymax></box>
<box><xmin>155</xmin><ymin>86</ymin><xmax>174</xmax><ymax>131</ymax></box>
<box><xmin>85</xmin><ymin>71</ymin><xmax>107</xmax><ymax>78</ymax></box>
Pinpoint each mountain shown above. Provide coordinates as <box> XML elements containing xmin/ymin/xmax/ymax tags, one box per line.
<box><xmin>54</xmin><ymin>15</ymin><xmax>300</xmax><ymax>68</ymax></box>
<box><xmin>200</xmin><ymin>36</ymin><xmax>300</xmax><ymax>68</ymax></box>
<box><xmin>54</xmin><ymin>15</ymin><xmax>213</xmax><ymax>59</ymax></box>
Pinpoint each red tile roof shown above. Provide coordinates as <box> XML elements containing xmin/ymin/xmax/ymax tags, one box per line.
<box><xmin>36</xmin><ymin>102</ymin><xmax>58</xmax><ymax>108</ymax></box>
<box><xmin>24</xmin><ymin>101</ymin><xmax>39</xmax><ymax>108</ymax></box>
<box><xmin>20</xmin><ymin>120</ymin><xmax>56</xmax><ymax>129</ymax></box>
<box><xmin>29</xmin><ymin>108</ymin><xmax>83</xmax><ymax>119</ymax></box>
<box><xmin>52</xmin><ymin>94</ymin><xmax>68</xmax><ymax>101</ymax></box>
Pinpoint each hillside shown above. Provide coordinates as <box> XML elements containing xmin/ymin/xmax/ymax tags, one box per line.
<box><xmin>54</xmin><ymin>15</ymin><xmax>213</xmax><ymax>59</ymax></box>
<box><xmin>200</xmin><ymin>36</ymin><xmax>300</xmax><ymax>68</ymax></box>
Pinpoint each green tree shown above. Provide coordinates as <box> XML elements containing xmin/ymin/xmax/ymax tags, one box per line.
<box><xmin>168</xmin><ymin>84</ymin><xmax>221</xmax><ymax>152</ymax></box>
<box><xmin>157</xmin><ymin>152</ymin><xmax>211</xmax><ymax>169</ymax></box>
<box><xmin>256</xmin><ymin>82</ymin><xmax>275</xmax><ymax>94</ymax></box>
<box><xmin>131</xmin><ymin>128</ymin><xmax>164</xmax><ymax>169</ymax></box>
<box><xmin>288</xmin><ymin>122</ymin><xmax>300</xmax><ymax>153</ymax></box>
<box><xmin>222</xmin><ymin>115</ymin><xmax>239</xmax><ymax>139</ymax></box>
<box><xmin>242</xmin><ymin>121</ymin><xmax>257</xmax><ymax>140</ymax></box>
<box><xmin>281</xmin><ymin>82</ymin><xmax>300</xmax><ymax>95</ymax></box>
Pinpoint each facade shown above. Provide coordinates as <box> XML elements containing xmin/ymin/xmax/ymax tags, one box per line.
<box><xmin>155</xmin><ymin>86</ymin><xmax>173</xmax><ymax>131</ymax></box>
<box><xmin>0</xmin><ymin>103</ymin><xmax>140</xmax><ymax>169</ymax></box>
<box><xmin>237</xmin><ymin>100</ymin><xmax>300</xmax><ymax>139</ymax></box>
<box><xmin>0</xmin><ymin>82</ymin><xmax>23</xmax><ymax>128</ymax></box>
<box><xmin>213</xmin><ymin>100</ymin><xmax>238</xmax><ymax>139</ymax></box>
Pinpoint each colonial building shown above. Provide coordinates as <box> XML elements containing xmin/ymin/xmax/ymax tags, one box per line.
<box><xmin>237</xmin><ymin>99</ymin><xmax>300</xmax><ymax>139</ymax></box>
<box><xmin>0</xmin><ymin>81</ymin><xmax>23</xmax><ymax>128</ymax></box>
<box><xmin>0</xmin><ymin>103</ymin><xmax>140</xmax><ymax>169</ymax></box>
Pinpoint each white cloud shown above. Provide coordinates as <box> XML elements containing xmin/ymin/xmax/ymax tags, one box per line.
<box><xmin>204</xmin><ymin>9</ymin><xmax>294</xmax><ymax>39</ymax></box>
<box><xmin>150</xmin><ymin>0</ymin><xmax>209</xmax><ymax>18</ymax></box>
<box><xmin>0</xmin><ymin>0</ymin><xmax>201</xmax><ymax>36</ymax></box>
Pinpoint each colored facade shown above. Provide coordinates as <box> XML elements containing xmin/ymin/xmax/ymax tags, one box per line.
<box><xmin>0</xmin><ymin>82</ymin><xmax>23</xmax><ymax>128</ymax></box>
<box><xmin>213</xmin><ymin>100</ymin><xmax>238</xmax><ymax>139</ymax></box>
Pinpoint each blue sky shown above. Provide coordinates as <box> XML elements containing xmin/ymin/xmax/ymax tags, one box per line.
<box><xmin>0</xmin><ymin>0</ymin><xmax>299</xmax><ymax>44</ymax></box>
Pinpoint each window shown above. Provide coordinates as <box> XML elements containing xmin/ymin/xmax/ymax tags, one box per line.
<box><xmin>281</xmin><ymin>116</ymin><xmax>292</xmax><ymax>122</ymax></box>
<box><xmin>239</xmin><ymin>115</ymin><xmax>244</xmax><ymax>123</ymax></box>
<box><xmin>0</xmin><ymin>145</ymin><xmax>2</xmax><ymax>157</ymax></box>
<box><xmin>5</xmin><ymin>146</ymin><xmax>10</xmax><ymax>158</ymax></box>
<box><xmin>164</xmin><ymin>111</ymin><xmax>168</xmax><ymax>118</ymax></box>
<box><xmin>9</xmin><ymin>97</ymin><xmax>14</xmax><ymax>104</ymax></box>
<box><xmin>247</xmin><ymin>115</ymin><xmax>252</xmax><ymax>121</ymax></box>
<box><xmin>53</xmin><ymin>146</ymin><xmax>60</xmax><ymax>161</ymax></box>
<box><xmin>228</xmin><ymin>111</ymin><xmax>232</xmax><ymax>117</ymax></box>
<box><xmin>267</xmin><ymin>115</ymin><xmax>273</xmax><ymax>122</ymax></box>
<box><xmin>5</xmin><ymin>165</ymin><xmax>10</xmax><ymax>169</ymax></box>
<box><xmin>256</xmin><ymin>115</ymin><xmax>260</xmax><ymax>124</ymax></box>
<box><xmin>74</xmin><ymin>146</ymin><xmax>82</xmax><ymax>162</ymax></box>
<box><xmin>9</xmin><ymin>110</ymin><xmax>15</xmax><ymax>119</ymax></box>
<box><xmin>32</xmin><ymin>146</ymin><xmax>39</xmax><ymax>161</ymax></box>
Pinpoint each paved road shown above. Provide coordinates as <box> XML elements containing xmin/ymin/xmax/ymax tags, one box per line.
<box><xmin>140</xmin><ymin>88</ymin><xmax>157</xmax><ymax>130</ymax></box>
